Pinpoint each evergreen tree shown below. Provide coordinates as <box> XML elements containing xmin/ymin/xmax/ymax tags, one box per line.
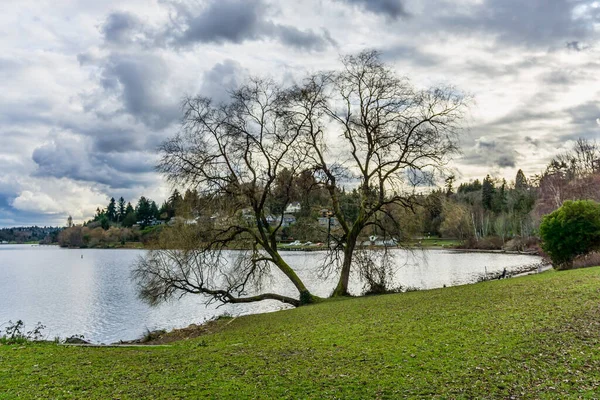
<box><xmin>99</xmin><ymin>214</ymin><xmax>110</xmax><ymax>230</ymax></box>
<box><xmin>457</xmin><ymin>179</ymin><xmax>482</xmax><ymax>194</ymax></box>
<box><xmin>125</xmin><ymin>202</ymin><xmax>134</xmax><ymax>215</ymax></box>
<box><xmin>492</xmin><ymin>179</ymin><xmax>507</xmax><ymax>213</ymax></box>
<box><xmin>515</xmin><ymin>169</ymin><xmax>528</xmax><ymax>191</ymax></box>
<box><xmin>136</xmin><ymin>197</ymin><xmax>153</xmax><ymax>227</ymax></box>
<box><xmin>150</xmin><ymin>201</ymin><xmax>160</xmax><ymax>220</ymax></box>
<box><xmin>118</xmin><ymin>197</ymin><xmax>126</xmax><ymax>222</ymax></box>
<box><xmin>106</xmin><ymin>197</ymin><xmax>117</xmax><ymax>222</ymax></box>
<box><xmin>93</xmin><ymin>207</ymin><xmax>105</xmax><ymax>222</ymax></box>
<box><xmin>122</xmin><ymin>212</ymin><xmax>137</xmax><ymax>228</ymax></box>
<box><xmin>482</xmin><ymin>175</ymin><xmax>495</xmax><ymax>211</ymax></box>
<box><xmin>168</xmin><ymin>189</ymin><xmax>183</xmax><ymax>217</ymax></box>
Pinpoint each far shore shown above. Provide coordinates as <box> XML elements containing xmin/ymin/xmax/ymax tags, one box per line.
<box><xmin>8</xmin><ymin>241</ymin><xmax>541</xmax><ymax>256</ymax></box>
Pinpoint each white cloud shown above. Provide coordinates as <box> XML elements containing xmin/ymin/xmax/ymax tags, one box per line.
<box><xmin>12</xmin><ymin>191</ymin><xmax>62</xmax><ymax>214</ymax></box>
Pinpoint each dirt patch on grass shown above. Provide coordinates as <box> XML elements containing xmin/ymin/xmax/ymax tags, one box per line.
<box><xmin>117</xmin><ymin>317</ymin><xmax>236</xmax><ymax>345</ymax></box>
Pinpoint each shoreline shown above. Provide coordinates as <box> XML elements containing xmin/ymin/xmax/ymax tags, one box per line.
<box><xmin>22</xmin><ymin>243</ymin><xmax>540</xmax><ymax>255</ymax></box>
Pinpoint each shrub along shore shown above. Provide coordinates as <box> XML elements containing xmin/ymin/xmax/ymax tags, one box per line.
<box><xmin>2</xmin><ymin>267</ymin><xmax>600</xmax><ymax>398</ymax></box>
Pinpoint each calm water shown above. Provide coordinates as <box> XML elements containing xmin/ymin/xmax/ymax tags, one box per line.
<box><xmin>0</xmin><ymin>244</ymin><xmax>542</xmax><ymax>343</ymax></box>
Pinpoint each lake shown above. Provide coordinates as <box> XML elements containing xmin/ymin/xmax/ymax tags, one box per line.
<box><xmin>0</xmin><ymin>244</ymin><xmax>543</xmax><ymax>343</ymax></box>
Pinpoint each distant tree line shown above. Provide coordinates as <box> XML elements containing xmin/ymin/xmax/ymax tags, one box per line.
<box><xmin>57</xmin><ymin>190</ymin><xmax>205</xmax><ymax>248</ymax></box>
<box><xmin>0</xmin><ymin>226</ymin><xmax>61</xmax><ymax>244</ymax></box>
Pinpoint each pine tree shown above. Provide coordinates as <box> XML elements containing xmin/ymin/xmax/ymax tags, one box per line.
<box><xmin>136</xmin><ymin>197</ymin><xmax>153</xmax><ymax>227</ymax></box>
<box><xmin>106</xmin><ymin>197</ymin><xmax>117</xmax><ymax>222</ymax></box>
<box><xmin>515</xmin><ymin>169</ymin><xmax>528</xmax><ymax>191</ymax></box>
<box><xmin>117</xmin><ymin>197</ymin><xmax>126</xmax><ymax>222</ymax></box>
<box><xmin>492</xmin><ymin>179</ymin><xmax>507</xmax><ymax>213</ymax></box>
<box><xmin>168</xmin><ymin>189</ymin><xmax>183</xmax><ymax>217</ymax></box>
<box><xmin>482</xmin><ymin>175</ymin><xmax>495</xmax><ymax>211</ymax></box>
<box><xmin>150</xmin><ymin>201</ymin><xmax>159</xmax><ymax>220</ymax></box>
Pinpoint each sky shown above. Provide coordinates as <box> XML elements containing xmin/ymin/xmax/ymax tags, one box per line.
<box><xmin>1</xmin><ymin>0</ymin><xmax>600</xmax><ymax>227</ymax></box>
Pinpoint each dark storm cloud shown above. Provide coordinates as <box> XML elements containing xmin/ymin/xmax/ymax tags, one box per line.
<box><xmin>90</xmin><ymin>128</ymin><xmax>145</xmax><ymax>154</ymax></box>
<box><xmin>459</xmin><ymin>136</ymin><xmax>520</xmax><ymax>169</ymax></box>
<box><xmin>496</xmin><ymin>154</ymin><xmax>516</xmax><ymax>168</ymax></box>
<box><xmin>102</xmin><ymin>153</ymin><xmax>156</xmax><ymax>175</ymax></box>
<box><xmin>337</xmin><ymin>0</ymin><xmax>408</xmax><ymax>19</ymax></box>
<box><xmin>31</xmin><ymin>138</ymin><xmax>156</xmax><ymax>189</ymax></box>
<box><xmin>59</xmin><ymin>119</ymin><xmax>149</xmax><ymax>154</ymax></box>
<box><xmin>100</xmin><ymin>54</ymin><xmax>179</xmax><ymax>129</ymax></box>
<box><xmin>164</xmin><ymin>0</ymin><xmax>333</xmax><ymax>51</ymax></box>
<box><xmin>176</xmin><ymin>0</ymin><xmax>264</xmax><ymax>44</ymax></box>
<box><xmin>272</xmin><ymin>25</ymin><xmax>335</xmax><ymax>51</ymax></box>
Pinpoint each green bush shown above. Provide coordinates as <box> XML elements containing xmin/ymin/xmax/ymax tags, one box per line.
<box><xmin>539</xmin><ymin>200</ymin><xmax>600</xmax><ymax>269</ymax></box>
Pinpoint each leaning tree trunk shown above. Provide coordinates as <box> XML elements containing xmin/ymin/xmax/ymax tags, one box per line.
<box><xmin>271</xmin><ymin>252</ymin><xmax>320</xmax><ymax>304</ymax></box>
<box><xmin>331</xmin><ymin>230</ymin><xmax>359</xmax><ymax>297</ymax></box>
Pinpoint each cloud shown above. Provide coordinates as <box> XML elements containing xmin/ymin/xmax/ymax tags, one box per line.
<box><xmin>271</xmin><ymin>25</ymin><xmax>335</xmax><ymax>51</ymax></box>
<box><xmin>99</xmin><ymin>53</ymin><xmax>179</xmax><ymax>129</ymax></box>
<box><xmin>101</xmin><ymin>12</ymin><xmax>143</xmax><ymax>45</ymax></box>
<box><xmin>12</xmin><ymin>190</ymin><xmax>62</xmax><ymax>214</ymax></box>
<box><xmin>31</xmin><ymin>134</ymin><xmax>157</xmax><ymax>189</ymax></box>
<box><xmin>442</xmin><ymin>0</ymin><xmax>600</xmax><ymax>47</ymax></box>
<box><xmin>336</xmin><ymin>0</ymin><xmax>408</xmax><ymax>20</ymax></box>
<box><xmin>381</xmin><ymin>44</ymin><xmax>441</xmax><ymax>67</ymax></box>
<box><xmin>163</xmin><ymin>0</ymin><xmax>334</xmax><ymax>51</ymax></box>
<box><xmin>459</xmin><ymin>136</ymin><xmax>520</xmax><ymax>169</ymax></box>
<box><xmin>7</xmin><ymin>178</ymin><xmax>112</xmax><ymax>225</ymax></box>
<box><xmin>176</xmin><ymin>0</ymin><xmax>265</xmax><ymax>45</ymax></box>
<box><xmin>496</xmin><ymin>154</ymin><xmax>516</xmax><ymax>168</ymax></box>
<box><xmin>198</xmin><ymin>59</ymin><xmax>246</xmax><ymax>103</ymax></box>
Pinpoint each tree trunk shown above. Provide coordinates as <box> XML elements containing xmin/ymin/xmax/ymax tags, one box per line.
<box><xmin>271</xmin><ymin>252</ymin><xmax>320</xmax><ymax>304</ymax></box>
<box><xmin>331</xmin><ymin>235</ymin><xmax>357</xmax><ymax>297</ymax></box>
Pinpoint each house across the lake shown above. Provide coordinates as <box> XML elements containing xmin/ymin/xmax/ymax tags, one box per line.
<box><xmin>285</xmin><ymin>202</ymin><xmax>302</xmax><ymax>214</ymax></box>
<box><xmin>266</xmin><ymin>214</ymin><xmax>297</xmax><ymax>227</ymax></box>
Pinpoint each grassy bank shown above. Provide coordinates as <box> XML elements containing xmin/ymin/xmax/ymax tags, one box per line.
<box><xmin>2</xmin><ymin>268</ymin><xmax>600</xmax><ymax>399</ymax></box>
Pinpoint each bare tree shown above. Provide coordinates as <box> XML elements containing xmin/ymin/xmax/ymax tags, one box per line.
<box><xmin>297</xmin><ymin>50</ymin><xmax>469</xmax><ymax>296</ymax></box>
<box><xmin>134</xmin><ymin>51</ymin><xmax>468</xmax><ymax>307</ymax></box>
<box><xmin>535</xmin><ymin>138</ymin><xmax>600</xmax><ymax>217</ymax></box>
<box><xmin>133</xmin><ymin>78</ymin><xmax>320</xmax><ymax>307</ymax></box>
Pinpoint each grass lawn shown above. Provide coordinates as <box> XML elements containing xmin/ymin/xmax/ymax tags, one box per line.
<box><xmin>2</xmin><ymin>268</ymin><xmax>600</xmax><ymax>399</ymax></box>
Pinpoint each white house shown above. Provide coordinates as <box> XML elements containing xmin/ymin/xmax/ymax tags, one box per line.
<box><xmin>284</xmin><ymin>202</ymin><xmax>302</xmax><ymax>214</ymax></box>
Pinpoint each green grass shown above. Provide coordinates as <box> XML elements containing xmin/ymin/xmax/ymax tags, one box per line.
<box><xmin>2</xmin><ymin>268</ymin><xmax>600</xmax><ymax>399</ymax></box>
